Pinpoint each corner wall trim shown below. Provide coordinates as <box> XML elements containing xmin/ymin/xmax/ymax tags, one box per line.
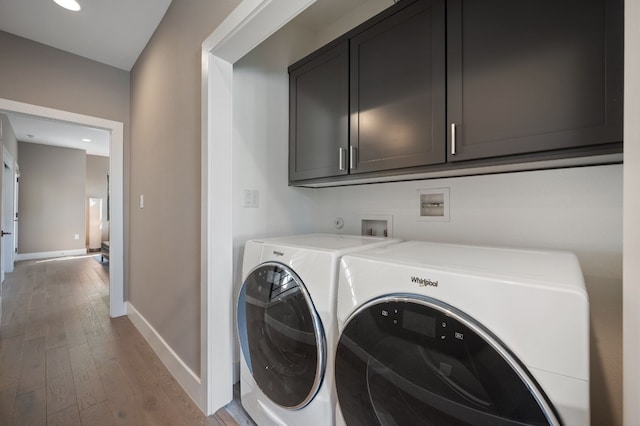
<box><xmin>15</xmin><ymin>249</ymin><xmax>88</xmax><ymax>261</ymax></box>
<box><xmin>126</xmin><ymin>302</ymin><xmax>203</xmax><ymax>410</ymax></box>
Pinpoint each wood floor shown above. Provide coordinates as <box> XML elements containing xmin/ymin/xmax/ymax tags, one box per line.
<box><xmin>0</xmin><ymin>254</ymin><xmax>253</xmax><ymax>425</ymax></box>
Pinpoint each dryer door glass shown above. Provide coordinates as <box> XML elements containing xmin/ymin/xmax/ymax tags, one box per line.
<box><xmin>238</xmin><ymin>262</ymin><xmax>326</xmax><ymax>409</ymax></box>
<box><xmin>335</xmin><ymin>295</ymin><xmax>560</xmax><ymax>426</ymax></box>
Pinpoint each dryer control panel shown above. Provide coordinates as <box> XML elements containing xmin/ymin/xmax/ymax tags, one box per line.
<box><xmin>377</xmin><ymin>302</ymin><xmax>466</xmax><ymax>346</ymax></box>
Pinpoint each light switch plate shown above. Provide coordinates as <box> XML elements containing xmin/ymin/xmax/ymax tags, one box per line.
<box><xmin>243</xmin><ymin>190</ymin><xmax>259</xmax><ymax>208</ymax></box>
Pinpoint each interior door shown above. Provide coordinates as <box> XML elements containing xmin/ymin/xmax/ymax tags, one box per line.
<box><xmin>1</xmin><ymin>147</ymin><xmax>16</xmax><ymax>278</ymax></box>
<box><xmin>13</xmin><ymin>167</ymin><xmax>18</xmax><ymax>259</ymax></box>
<box><xmin>238</xmin><ymin>262</ymin><xmax>326</xmax><ymax>409</ymax></box>
<box><xmin>335</xmin><ymin>295</ymin><xmax>561</xmax><ymax>425</ymax></box>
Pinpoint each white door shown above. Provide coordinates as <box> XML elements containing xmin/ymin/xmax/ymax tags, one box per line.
<box><xmin>2</xmin><ymin>146</ymin><xmax>17</xmax><ymax>281</ymax></box>
<box><xmin>13</xmin><ymin>167</ymin><xmax>19</xmax><ymax>260</ymax></box>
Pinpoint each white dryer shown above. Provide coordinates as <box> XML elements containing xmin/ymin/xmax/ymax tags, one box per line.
<box><xmin>335</xmin><ymin>241</ymin><xmax>589</xmax><ymax>426</ymax></box>
<box><xmin>238</xmin><ymin>233</ymin><xmax>402</xmax><ymax>426</ymax></box>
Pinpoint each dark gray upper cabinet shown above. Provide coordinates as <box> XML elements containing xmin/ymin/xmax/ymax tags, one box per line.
<box><xmin>289</xmin><ymin>41</ymin><xmax>349</xmax><ymax>181</ymax></box>
<box><xmin>446</xmin><ymin>0</ymin><xmax>623</xmax><ymax>162</ymax></box>
<box><xmin>350</xmin><ymin>0</ymin><xmax>446</xmax><ymax>174</ymax></box>
<box><xmin>288</xmin><ymin>0</ymin><xmax>623</xmax><ymax>185</ymax></box>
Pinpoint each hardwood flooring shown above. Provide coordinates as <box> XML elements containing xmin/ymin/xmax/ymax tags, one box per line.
<box><xmin>0</xmin><ymin>255</ymin><xmax>253</xmax><ymax>425</ymax></box>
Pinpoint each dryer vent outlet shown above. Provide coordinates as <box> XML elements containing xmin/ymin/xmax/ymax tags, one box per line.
<box><xmin>417</xmin><ymin>188</ymin><xmax>450</xmax><ymax>222</ymax></box>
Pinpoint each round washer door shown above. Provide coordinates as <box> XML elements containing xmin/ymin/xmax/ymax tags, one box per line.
<box><xmin>238</xmin><ymin>262</ymin><xmax>326</xmax><ymax>410</ymax></box>
<box><xmin>335</xmin><ymin>294</ymin><xmax>561</xmax><ymax>426</ymax></box>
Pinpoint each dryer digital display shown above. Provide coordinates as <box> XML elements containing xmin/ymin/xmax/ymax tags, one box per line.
<box><xmin>401</xmin><ymin>309</ymin><xmax>436</xmax><ymax>338</ymax></box>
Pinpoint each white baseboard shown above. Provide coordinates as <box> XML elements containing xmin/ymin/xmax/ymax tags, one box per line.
<box><xmin>126</xmin><ymin>302</ymin><xmax>204</xmax><ymax>411</ymax></box>
<box><xmin>16</xmin><ymin>249</ymin><xmax>88</xmax><ymax>261</ymax></box>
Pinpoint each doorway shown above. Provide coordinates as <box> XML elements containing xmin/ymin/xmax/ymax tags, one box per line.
<box><xmin>0</xmin><ymin>98</ymin><xmax>125</xmax><ymax>317</ymax></box>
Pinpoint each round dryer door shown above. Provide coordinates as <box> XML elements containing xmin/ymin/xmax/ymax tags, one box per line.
<box><xmin>238</xmin><ymin>262</ymin><xmax>326</xmax><ymax>410</ymax></box>
<box><xmin>335</xmin><ymin>294</ymin><xmax>561</xmax><ymax>426</ymax></box>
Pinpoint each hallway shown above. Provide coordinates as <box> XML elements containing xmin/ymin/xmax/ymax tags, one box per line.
<box><xmin>0</xmin><ymin>255</ymin><xmax>243</xmax><ymax>425</ymax></box>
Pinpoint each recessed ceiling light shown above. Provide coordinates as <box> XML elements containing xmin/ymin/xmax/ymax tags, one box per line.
<box><xmin>82</xmin><ymin>138</ymin><xmax>92</xmax><ymax>142</ymax></box>
<box><xmin>52</xmin><ymin>0</ymin><xmax>82</xmax><ymax>12</ymax></box>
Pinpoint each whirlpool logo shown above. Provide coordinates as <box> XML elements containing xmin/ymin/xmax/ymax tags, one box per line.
<box><xmin>411</xmin><ymin>276</ymin><xmax>439</xmax><ymax>287</ymax></box>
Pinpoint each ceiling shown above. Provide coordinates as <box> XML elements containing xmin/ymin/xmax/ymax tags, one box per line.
<box><xmin>0</xmin><ymin>0</ymin><xmax>388</xmax><ymax>158</ymax></box>
<box><xmin>0</xmin><ymin>0</ymin><xmax>172</xmax><ymax>71</ymax></box>
<box><xmin>5</xmin><ymin>112</ymin><xmax>110</xmax><ymax>157</ymax></box>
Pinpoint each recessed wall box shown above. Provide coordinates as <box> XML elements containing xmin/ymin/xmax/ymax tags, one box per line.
<box><xmin>361</xmin><ymin>214</ymin><xmax>393</xmax><ymax>237</ymax></box>
<box><xmin>417</xmin><ymin>188</ymin><xmax>450</xmax><ymax>222</ymax></box>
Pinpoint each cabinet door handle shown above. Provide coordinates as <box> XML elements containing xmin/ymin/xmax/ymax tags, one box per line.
<box><xmin>451</xmin><ymin>123</ymin><xmax>457</xmax><ymax>155</ymax></box>
<box><xmin>338</xmin><ymin>148</ymin><xmax>346</xmax><ymax>171</ymax></box>
<box><xmin>350</xmin><ymin>146</ymin><xmax>357</xmax><ymax>170</ymax></box>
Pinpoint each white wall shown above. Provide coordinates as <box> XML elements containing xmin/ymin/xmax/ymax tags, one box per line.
<box><xmin>311</xmin><ymin>166</ymin><xmax>620</xmax><ymax>263</ymax></box>
<box><xmin>232</xmin><ymin>22</ymin><xmax>319</xmax><ymax>254</ymax></box>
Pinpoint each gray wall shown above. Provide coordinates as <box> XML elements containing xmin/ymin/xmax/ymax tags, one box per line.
<box><xmin>18</xmin><ymin>142</ymin><xmax>86</xmax><ymax>254</ymax></box>
<box><xmin>0</xmin><ymin>29</ymin><xmax>129</xmax><ymax>285</ymax></box>
<box><xmin>0</xmin><ymin>31</ymin><xmax>130</xmax><ymax>125</ymax></box>
<box><xmin>129</xmin><ymin>0</ymin><xmax>240</xmax><ymax>376</ymax></box>
<box><xmin>86</xmin><ymin>155</ymin><xmax>110</xmax><ymax>243</ymax></box>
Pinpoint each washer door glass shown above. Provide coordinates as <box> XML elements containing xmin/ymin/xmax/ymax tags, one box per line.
<box><xmin>335</xmin><ymin>295</ymin><xmax>561</xmax><ymax>426</ymax></box>
<box><xmin>238</xmin><ymin>262</ymin><xmax>326</xmax><ymax>409</ymax></box>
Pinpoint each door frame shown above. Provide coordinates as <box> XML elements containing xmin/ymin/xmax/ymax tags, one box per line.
<box><xmin>0</xmin><ymin>98</ymin><xmax>126</xmax><ymax>317</ymax></box>
<box><xmin>200</xmin><ymin>0</ymin><xmax>315</xmax><ymax>414</ymax></box>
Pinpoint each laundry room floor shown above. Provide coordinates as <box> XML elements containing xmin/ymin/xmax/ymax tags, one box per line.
<box><xmin>0</xmin><ymin>255</ymin><xmax>254</xmax><ymax>425</ymax></box>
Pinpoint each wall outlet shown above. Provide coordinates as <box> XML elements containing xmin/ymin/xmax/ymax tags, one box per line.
<box><xmin>74</xmin><ymin>234</ymin><xmax>80</xmax><ymax>240</ymax></box>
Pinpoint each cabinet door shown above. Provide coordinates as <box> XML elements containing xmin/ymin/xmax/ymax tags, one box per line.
<box><xmin>289</xmin><ymin>41</ymin><xmax>349</xmax><ymax>182</ymax></box>
<box><xmin>447</xmin><ymin>0</ymin><xmax>623</xmax><ymax>162</ymax></box>
<box><xmin>350</xmin><ymin>0</ymin><xmax>446</xmax><ymax>174</ymax></box>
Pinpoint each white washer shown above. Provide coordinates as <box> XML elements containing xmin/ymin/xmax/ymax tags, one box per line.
<box><xmin>238</xmin><ymin>233</ymin><xmax>402</xmax><ymax>426</ymax></box>
<box><xmin>335</xmin><ymin>241</ymin><xmax>589</xmax><ymax>426</ymax></box>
